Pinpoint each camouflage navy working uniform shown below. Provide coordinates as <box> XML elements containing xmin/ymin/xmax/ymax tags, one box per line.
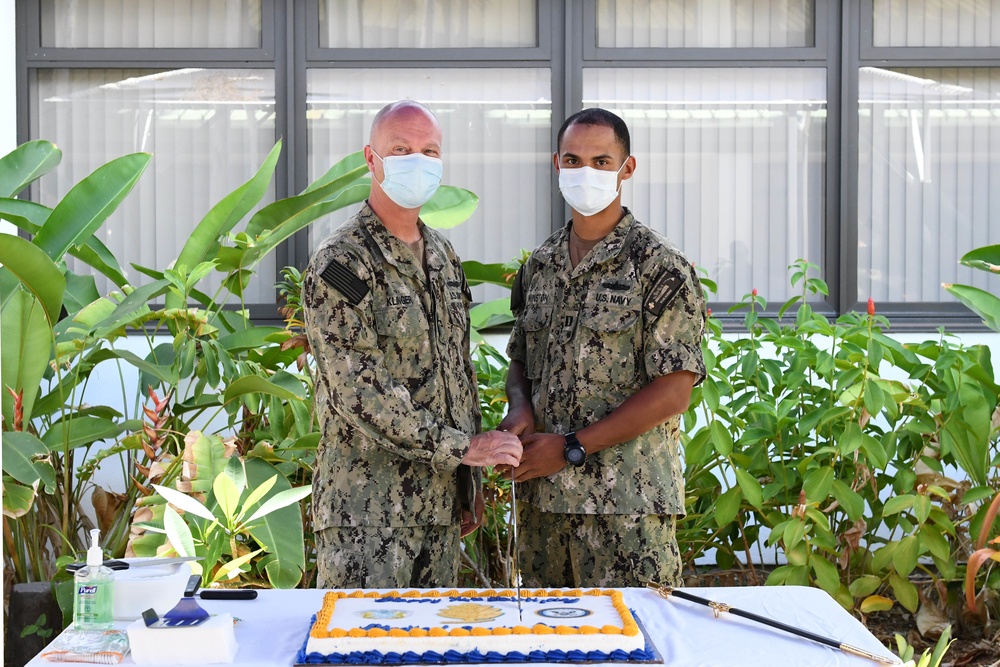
<box><xmin>303</xmin><ymin>202</ymin><xmax>480</xmax><ymax>589</ymax></box>
<box><xmin>507</xmin><ymin>209</ymin><xmax>706</xmax><ymax>587</ymax></box>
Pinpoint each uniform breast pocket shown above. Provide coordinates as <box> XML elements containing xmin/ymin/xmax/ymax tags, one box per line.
<box><xmin>519</xmin><ymin>306</ymin><xmax>552</xmax><ymax>381</ymax></box>
<box><xmin>576</xmin><ymin>305</ymin><xmax>641</xmax><ymax>387</ymax></box>
<box><xmin>374</xmin><ymin>306</ymin><xmax>430</xmax><ymax>375</ymax></box>
<box><xmin>446</xmin><ymin>300</ymin><xmax>470</xmax><ymax>350</ymax></box>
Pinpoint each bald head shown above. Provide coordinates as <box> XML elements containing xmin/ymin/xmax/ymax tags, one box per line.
<box><xmin>363</xmin><ymin>100</ymin><xmax>444</xmax><ymax>219</ymax></box>
<box><xmin>370</xmin><ymin>101</ymin><xmax>441</xmax><ymax>146</ymax></box>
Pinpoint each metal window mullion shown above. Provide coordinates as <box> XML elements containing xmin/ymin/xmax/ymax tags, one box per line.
<box><xmin>271</xmin><ymin>0</ymin><xmax>292</xmax><ymax>274</ymax></box>
<box><xmin>16</xmin><ymin>0</ymin><xmax>30</xmax><ymax>150</ymax></box>
<box><xmin>824</xmin><ymin>0</ymin><xmax>843</xmax><ymax>316</ymax></box>
<box><xmin>862</xmin><ymin>46</ymin><xmax>1000</xmax><ymax>61</ymax></box>
<box><xmin>578</xmin><ymin>59</ymin><xmax>828</xmax><ymax>69</ymax></box>
<box><xmin>288</xmin><ymin>0</ymin><xmax>312</xmax><ymax>272</ymax></box>
<box><xmin>304</xmin><ymin>47</ymin><xmax>552</xmax><ymax>63</ymax></box>
<box><xmin>857</xmin><ymin>58</ymin><xmax>1000</xmax><ymax>67</ymax></box>
<box><xmin>301</xmin><ymin>59</ymin><xmax>555</xmax><ymax>69</ymax></box>
<box><xmin>584</xmin><ymin>46</ymin><xmax>828</xmax><ymax>62</ymax></box>
<box><xmin>555</xmin><ymin>0</ymin><xmax>583</xmax><ymax>234</ymax></box>
<box><xmin>840</xmin><ymin>0</ymin><xmax>861</xmax><ymax>315</ymax></box>
<box><xmin>20</xmin><ymin>58</ymin><xmax>279</xmax><ymax>69</ymax></box>
<box><xmin>24</xmin><ymin>48</ymin><xmax>276</xmax><ymax>64</ymax></box>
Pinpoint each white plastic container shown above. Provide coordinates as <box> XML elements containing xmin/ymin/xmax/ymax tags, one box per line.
<box><xmin>112</xmin><ymin>560</ymin><xmax>192</xmax><ymax>620</ymax></box>
<box><xmin>127</xmin><ymin>612</ymin><xmax>238</xmax><ymax>664</ymax></box>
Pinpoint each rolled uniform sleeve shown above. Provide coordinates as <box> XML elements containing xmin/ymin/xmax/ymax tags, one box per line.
<box><xmin>303</xmin><ymin>255</ymin><xmax>469</xmax><ymax>473</ymax></box>
<box><xmin>644</xmin><ymin>261</ymin><xmax>707</xmax><ymax>385</ymax></box>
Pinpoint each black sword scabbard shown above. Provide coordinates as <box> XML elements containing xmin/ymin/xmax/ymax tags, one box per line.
<box><xmin>647</xmin><ymin>582</ymin><xmax>898</xmax><ymax>665</ymax></box>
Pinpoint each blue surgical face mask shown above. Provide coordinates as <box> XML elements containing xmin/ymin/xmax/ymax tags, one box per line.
<box><xmin>371</xmin><ymin>148</ymin><xmax>443</xmax><ymax>209</ymax></box>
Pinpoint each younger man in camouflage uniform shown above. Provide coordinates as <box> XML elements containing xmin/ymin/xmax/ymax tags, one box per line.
<box><xmin>500</xmin><ymin>108</ymin><xmax>706</xmax><ymax>588</ymax></box>
<box><xmin>303</xmin><ymin>101</ymin><xmax>521</xmax><ymax>589</ymax></box>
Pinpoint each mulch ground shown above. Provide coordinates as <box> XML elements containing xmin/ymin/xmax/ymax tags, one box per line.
<box><xmin>863</xmin><ymin>609</ymin><xmax>1000</xmax><ymax>667</ymax></box>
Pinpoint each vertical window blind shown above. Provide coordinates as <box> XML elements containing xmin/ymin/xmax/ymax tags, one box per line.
<box><xmin>596</xmin><ymin>0</ymin><xmax>815</xmax><ymax>48</ymax></box>
<box><xmin>584</xmin><ymin>67</ymin><xmax>827</xmax><ymax>303</ymax></box>
<box><xmin>320</xmin><ymin>0</ymin><xmax>537</xmax><ymax>48</ymax></box>
<box><xmin>857</xmin><ymin>67</ymin><xmax>1000</xmax><ymax>302</ymax></box>
<box><xmin>306</xmin><ymin>68</ymin><xmax>552</xmax><ymax>301</ymax></box>
<box><xmin>39</xmin><ymin>0</ymin><xmax>262</xmax><ymax>48</ymax></box>
<box><xmin>32</xmin><ymin>68</ymin><xmax>278</xmax><ymax>303</ymax></box>
<box><xmin>873</xmin><ymin>0</ymin><xmax>1000</xmax><ymax>47</ymax></box>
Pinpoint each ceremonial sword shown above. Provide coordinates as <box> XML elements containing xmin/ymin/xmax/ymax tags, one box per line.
<box><xmin>647</xmin><ymin>582</ymin><xmax>898</xmax><ymax>665</ymax></box>
<box><xmin>510</xmin><ymin>477</ymin><xmax>523</xmax><ymax>621</ymax></box>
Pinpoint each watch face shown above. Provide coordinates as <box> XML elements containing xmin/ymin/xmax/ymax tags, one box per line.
<box><xmin>565</xmin><ymin>444</ymin><xmax>586</xmax><ymax>466</ymax></box>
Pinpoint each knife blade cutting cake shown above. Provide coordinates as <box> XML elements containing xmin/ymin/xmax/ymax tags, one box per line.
<box><xmin>296</xmin><ymin>588</ymin><xmax>655</xmax><ymax>664</ymax></box>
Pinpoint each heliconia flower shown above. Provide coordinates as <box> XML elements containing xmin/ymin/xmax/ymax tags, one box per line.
<box><xmin>706</xmin><ymin>308</ymin><xmax>712</xmax><ymax>317</ymax></box>
<box><xmin>751</xmin><ymin>288</ymin><xmax>758</xmax><ymax>297</ymax></box>
<box><xmin>867</xmin><ymin>297</ymin><xmax>875</xmax><ymax>316</ymax></box>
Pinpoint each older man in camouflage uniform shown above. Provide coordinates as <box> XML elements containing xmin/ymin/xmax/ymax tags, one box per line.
<box><xmin>303</xmin><ymin>101</ymin><xmax>522</xmax><ymax>589</ymax></box>
<box><xmin>500</xmin><ymin>108</ymin><xmax>706</xmax><ymax>588</ymax></box>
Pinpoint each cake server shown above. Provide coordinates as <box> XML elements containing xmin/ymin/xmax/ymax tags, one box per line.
<box><xmin>66</xmin><ymin>556</ymin><xmax>200</xmax><ymax>572</ymax></box>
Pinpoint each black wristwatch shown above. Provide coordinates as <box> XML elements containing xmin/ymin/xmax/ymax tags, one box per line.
<box><xmin>563</xmin><ymin>432</ymin><xmax>587</xmax><ymax>467</ymax></box>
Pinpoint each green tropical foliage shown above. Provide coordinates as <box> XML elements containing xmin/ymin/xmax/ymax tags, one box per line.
<box><xmin>3</xmin><ymin>137</ymin><xmax>998</xmax><ymax>666</ymax></box>
<box><xmin>945</xmin><ymin>245</ymin><xmax>1000</xmax><ymax>332</ymax></box>
<box><xmin>0</xmin><ymin>140</ymin><xmax>480</xmax><ymax>590</ymax></box>
<box><xmin>682</xmin><ymin>260</ymin><xmax>999</xmax><ymax>629</ymax></box>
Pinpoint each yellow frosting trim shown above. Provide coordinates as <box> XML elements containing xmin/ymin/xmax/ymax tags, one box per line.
<box><xmin>309</xmin><ymin>588</ymin><xmax>637</xmax><ymax>639</ymax></box>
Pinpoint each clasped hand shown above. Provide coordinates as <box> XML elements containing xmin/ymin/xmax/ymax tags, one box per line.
<box><xmin>494</xmin><ymin>405</ymin><xmax>567</xmax><ymax>482</ymax></box>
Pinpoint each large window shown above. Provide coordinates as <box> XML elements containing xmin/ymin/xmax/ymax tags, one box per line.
<box><xmin>857</xmin><ymin>67</ymin><xmax>1000</xmax><ymax>303</ymax></box>
<box><xmin>14</xmin><ymin>0</ymin><xmax>1000</xmax><ymax>327</ymax></box>
<box><xmin>584</xmin><ymin>67</ymin><xmax>826</xmax><ymax>302</ymax></box>
<box><xmin>31</xmin><ymin>68</ymin><xmax>277</xmax><ymax>304</ymax></box>
<box><xmin>856</xmin><ymin>0</ymin><xmax>1000</xmax><ymax>319</ymax></box>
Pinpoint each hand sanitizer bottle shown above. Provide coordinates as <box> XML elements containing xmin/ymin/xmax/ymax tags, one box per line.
<box><xmin>73</xmin><ymin>528</ymin><xmax>114</xmax><ymax>629</ymax></box>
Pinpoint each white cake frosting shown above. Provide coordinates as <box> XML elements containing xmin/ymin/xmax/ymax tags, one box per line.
<box><xmin>299</xmin><ymin>588</ymin><xmax>649</xmax><ymax>663</ymax></box>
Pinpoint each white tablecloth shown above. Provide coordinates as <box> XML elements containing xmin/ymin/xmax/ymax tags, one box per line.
<box><xmin>28</xmin><ymin>586</ymin><xmax>901</xmax><ymax>667</ymax></box>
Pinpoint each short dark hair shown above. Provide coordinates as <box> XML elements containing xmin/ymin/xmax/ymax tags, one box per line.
<box><xmin>556</xmin><ymin>108</ymin><xmax>630</xmax><ymax>160</ymax></box>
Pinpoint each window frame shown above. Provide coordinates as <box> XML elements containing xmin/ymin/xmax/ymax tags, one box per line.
<box><xmin>845</xmin><ymin>0</ymin><xmax>1000</xmax><ymax>329</ymax></box>
<box><xmin>575</xmin><ymin>0</ymin><xmax>844</xmax><ymax>323</ymax></box>
<box><xmin>13</xmin><ymin>0</ymin><xmax>996</xmax><ymax>330</ymax></box>
<box><xmin>16</xmin><ymin>0</ymin><xmax>291</xmax><ymax>324</ymax></box>
<box><xmin>583</xmin><ymin>0</ymin><xmax>829</xmax><ymax>61</ymax></box>
<box><xmin>290</xmin><ymin>0</ymin><xmax>568</xmax><ymax>273</ymax></box>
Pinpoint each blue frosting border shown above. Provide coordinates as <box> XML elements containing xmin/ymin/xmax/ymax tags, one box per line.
<box><xmin>294</xmin><ymin>611</ymin><xmax>657</xmax><ymax>665</ymax></box>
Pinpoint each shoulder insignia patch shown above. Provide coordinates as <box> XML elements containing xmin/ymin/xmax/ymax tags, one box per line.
<box><xmin>319</xmin><ymin>259</ymin><xmax>370</xmax><ymax>307</ymax></box>
<box><xmin>644</xmin><ymin>268</ymin><xmax>684</xmax><ymax>316</ymax></box>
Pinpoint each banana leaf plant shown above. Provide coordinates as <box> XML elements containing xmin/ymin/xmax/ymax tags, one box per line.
<box><xmin>0</xmin><ymin>138</ymin><xmax>482</xmax><ymax>589</ymax></box>
<box><xmin>1</xmin><ymin>141</ymin><xmax>149</xmax><ymax>582</ymax></box>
